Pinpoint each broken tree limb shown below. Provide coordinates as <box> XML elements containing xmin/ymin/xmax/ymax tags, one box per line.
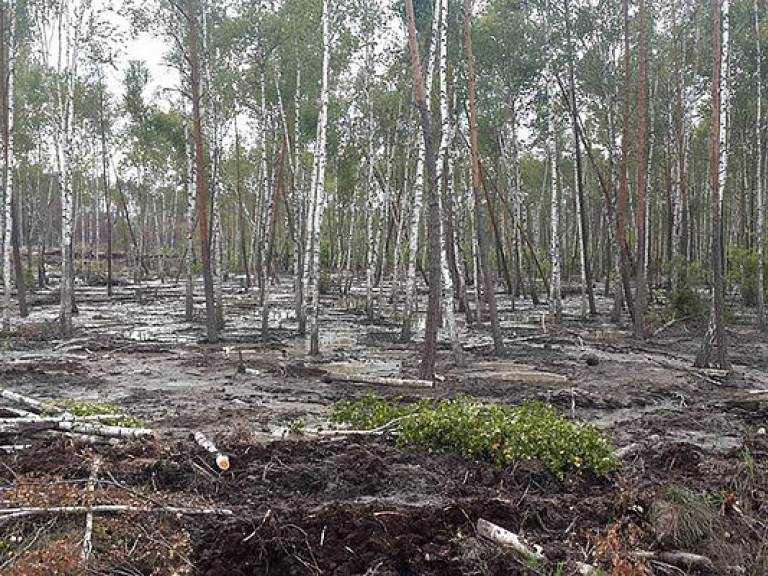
<box><xmin>0</xmin><ymin>504</ymin><xmax>234</xmax><ymax>521</ymax></box>
<box><xmin>81</xmin><ymin>455</ymin><xmax>102</xmax><ymax>562</ymax></box>
<box><xmin>633</xmin><ymin>550</ymin><xmax>715</xmax><ymax>572</ymax></box>
<box><xmin>614</xmin><ymin>434</ymin><xmax>661</xmax><ymax>459</ymax></box>
<box><xmin>318</xmin><ymin>417</ymin><xmax>405</xmax><ymax>437</ymax></box>
<box><xmin>192</xmin><ymin>431</ymin><xmax>230</xmax><ymax>471</ymax></box>
<box><xmin>476</xmin><ymin>518</ymin><xmax>546</xmax><ymax>562</ymax></box>
<box><xmin>321</xmin><ymin>373</ymin><xmax>434</xmax><ymax>388</ymax></box>
<box><xmin>56</xmin><ymin>421</ymin><xmax>154</xmax><ymax>439</ymax></box>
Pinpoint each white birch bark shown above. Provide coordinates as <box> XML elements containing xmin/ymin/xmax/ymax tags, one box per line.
<box><xmin>365</xmin><ymin>38</ymin><xmax>379</xmax><ymax>320</ymax></box>
<box><xmin>718</xmin><ymin>0</ymin><xmax>730</xmax><ymax>212</ymax></box>
<box><xmin>546</xmin><ymin>25</ymin><xmax>562</xmax><ymax>323</ymax></box>
<box><xmin>2</xmin><ymin>0</ymin><xmax>16</xmax><ymax>331</ymax></box>
<box><xmin>401</xmin><ymin>0</ymin><xmax>439</xmax><ymax>342</ymax></box>
<box><xmin>184</xmin><ymin>122</ymin><xmax>195</xmax><ymax>321</ymax></box>
<box><xmin>60</xmin><ymin>0</ymin><xmax>78</xmax><ymax>337</ymax></box>
<box><xmin>756</xmin><ymin>0</ymin><xmax>765</xmax><ymax>330</ymax></box>
<box><xmin>436</xmin><ymin>0</ymin><xmax>462</xmax><ymax>364</ymax></box>
<box><xmin>307</xmin><ymin>0</ymin><xmax>331</xmax><ymax>355</ymax></box>
<box><xmin>573</xmin><ymin>136</ymin><xmax>587</xmax><ymax>318</ymax></box>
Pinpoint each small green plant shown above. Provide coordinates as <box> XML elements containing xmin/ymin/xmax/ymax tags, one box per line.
<box><xmin>331</xmin><ymin>395</ymin><xmax>620</xmax><ymax>478</ymax></box>
<box><xmin>286</xmin><ymin>417</ymin><xmax>306</xmax><ymax>435</ymax></box>
<box><xmin>45</xmin><ymin>399</ymin><xmax>146</xmax><ymax>428</ymax></box>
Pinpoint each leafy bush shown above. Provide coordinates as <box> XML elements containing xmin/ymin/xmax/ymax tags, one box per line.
<box><xmin>331</xmin><ymin>395</ymin><xmax>620</xmax><ymax>478</ymax></box>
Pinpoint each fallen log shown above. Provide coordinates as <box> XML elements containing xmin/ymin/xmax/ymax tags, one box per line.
<box><xmin>1</xmin><ymin>389</ymin><xmax>59</xmax><ymax>413</ymax></box>
<box><xmin>192</xmin><ymin>431</ymin><xmax>230</xmax><ymax>471</ymax></box>
<box><xmin>0</xmin><ymin>504</ymin><xmax>234</xmax><ymax>521</ymax></box>
<box><xmin>633</xmin><ymin>550</ymin><xmax>715</xmax><ymax>572</ymax></box>
<box><xmin>476</xmin><ymin>518</ymin><xmax>546</xmax><ymax>562</ymax></box>
<box><xmin>0</xmin><ymin>414</ymin><xmax>128</xmax><ymax>426</ymax></box>
<box><xmin>56</xmin><ymin>421</ymin><xmax>154</xmax><ymax>439</ymax></box>
<box><xmin>321</xmin><ymin>373</ymin><xmax>434</xmax><ymax>388</ymax></box>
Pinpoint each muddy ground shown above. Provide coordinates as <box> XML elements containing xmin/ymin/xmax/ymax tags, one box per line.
<box><xmin>1</xmin><ymin>275</ymin><xmax>768</xmax><ymax>575</ymax></box>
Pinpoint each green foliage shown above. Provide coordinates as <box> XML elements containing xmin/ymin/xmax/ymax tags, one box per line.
<box><xmin>728</xmin><ymin>248</ymin><xmax>763</xmax><ymax>307</ymax></box>
<box><xmin>671</xmin><ymin>285</ymin><xmax>707</xmax><ymax>319</ymax></box>
<box><xmin>331</xmin><ymin>395</ymin><xmax>620</xmax><ymax>478</ymax></box>
<box><xmin>287</xmin><ymin>418</ymin><xmax>306</xmax><ymax>435</ymax></box>
<box><xmin>45</xmin><ymin>399</ymin><xmax>146</xmax><ymax>428</ymax></box>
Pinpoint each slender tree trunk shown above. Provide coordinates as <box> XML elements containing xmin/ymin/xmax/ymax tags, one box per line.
<box><xmin>99</xmin><ymin>81</ymin><xmax>112</xmax><ymax>298</ymax></box>
<box><xmin>404</xmin><ymin>0</ymin><xmax>441</xmax><ymax>378</ymax></box>
<box><xmin>306</xmin><ymin>0</ymin><xmax>330</xmax><ymax>355</ymax></box>
<box><xmin>401</xmin><ymin>2</ymin><xmax>439</xmax><ymax>343</ymax></box>
<box><xmin>436</xmin><ymin>0</ymin><xmax>463</xmax><ymax>366</ymax></box>
<box><xmin>186</xmin><ymin>0</ymin><xmax>218</xmax><ymax>342</ymax></box>
<box><xmin>59</xmin><ymin>0</ymin><xmax>77</xmax><ymax>337</ymax></box>
<box><xmin>635</xmin><ymin>0</ymin><xmax>647</xmax><ymax>338</ymax></box>
<box><xmin>234</xmin><ymin>118</ymin><xmax>250</xmax><ymax>289</ymax></box>
<box><xmin>695</xmin><ymin>0</ymin><xmax>730</xmax><ymax>370</ymax></box>
<box><xmin>755</xmin><ymin>0</ymin><xmax>765</xmax><ymax>331</ymax></box>
<box><xmin>465</xmin><ymin>0</ymin><xmax>503</xmax><ymax>354</ymax></box>
<box><xmin>565</xmin><ymin>0</ymin><xmax>595</xmax><ymax>316</ymax></box>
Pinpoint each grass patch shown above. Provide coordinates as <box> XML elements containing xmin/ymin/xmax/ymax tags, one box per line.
<box><xmin>45</xmin><ymin>399</ymin><xmax>146</xmax><ymax>428</ymax></box>
<box><xmin>331</xmin><ymin>395</ymin><xmax>620</xmax><ymax>478</ymax></box>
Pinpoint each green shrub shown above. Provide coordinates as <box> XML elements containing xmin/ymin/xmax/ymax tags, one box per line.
<box><xmin>331</xmin><ymin>395</ymin><xmax>620</xmax><ymax>478</ymax></box>
<box><xmin>671</xmin><ymin>285</ymin><xmax>707</xmax><ymax>319</ymax></box>
<box><xmin>729</xmin><ymin>248</ymin><xmax>761</xmax><ymax>307</ymax></box>
<box><xmin>45</xmin><ymin>399</ymin><xmax>146</xmax><ymax>428</ymax></box>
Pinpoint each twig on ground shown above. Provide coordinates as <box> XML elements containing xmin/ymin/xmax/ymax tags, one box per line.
<box><xmin>476</xmin><ymin>517</ymin><xmax>546</xmax><ymax>562</ymax></box>
<box><xmin>81</xmin><ymin>455</ymin><xmax>102</xmax><ymax>562</ymax></box>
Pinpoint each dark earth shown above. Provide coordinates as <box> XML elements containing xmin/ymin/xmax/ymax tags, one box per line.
<box><xmin>1</xmin><ymin>275</ymin><xmax>768</xmax><ymax>575</ymax></box>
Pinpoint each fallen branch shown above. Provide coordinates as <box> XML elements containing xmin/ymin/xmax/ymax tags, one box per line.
<box><xmin>476</xmin><ymin>518</ymin><xmax>546</xmax><ymax>562</ymax></box>
<box><xmin>321</xmin><ymin>373</ymin><xmax>434</xmax><ymax>388</ymax></box>
<box><xmin>0</xmin><ymin>414</ymin><xmax>128</xmax><ymax>426</ymax></box>
<box><xmin>614</xmin><ymin>434</ymin><xmax>661</xmax><ymax>459</ymax></box>
<box><xmin>56</xmin><ymin>421</ymin><xmax>154</xmax><ymax>439</ymax></box>
<box><xmin>1</xmin><ymin>389</ymin><xmax>60</xmax><ymax>414</ymax></box>
<box><xmin>0</xmin><ymin>504</ymin><xmax>234</xmax><ymax>521</ymax></box>
<box><xmin>192</xmin><ymin>431</ymin><xmax>230</xmax><ymax>471</ymax></box>
<box><xmin>317</xmin><ymin>417</ymin><xmax>404</xmax><ymax>437</ymax></box>
<box><xmin>81</xmin><ymin>456</ymin><xmax>102</xmax><ymax>562</ymax></box>
<box><xmin>633</xmin><ymin>550</ymin><xmax>714</xmax><ymax>572</ymax></box>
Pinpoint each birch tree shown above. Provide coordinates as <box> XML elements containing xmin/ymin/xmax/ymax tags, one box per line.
<box><xmin>695</xmin><ymin>0</ymin><xmax>729</xmax><ymax>369</ymax></box>
<box><xmin>755</xmin><ymin>0</ymin><xmax>765</xmax><ymax>331</ymax></box>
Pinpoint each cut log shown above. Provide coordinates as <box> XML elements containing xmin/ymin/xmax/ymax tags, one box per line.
<box><xmin>633</xmin><ymin>550</ymin><xmax>715</xmax><ymax>571</ymax></box>
<box><xmin>192</xmin><ymin>431</ymin><xmax>230</xmax><ymax>471</ymax></box>
<box><xmin>321</xmin><ymin>373</ymin><xmax>434</xmax><ymax>388</ymax></box>
<box><xmin>476</xmin><ymin>518</ymin><xmax>546</xmax><ymax>561</ymax></box>
<box><xmin>56</xmin><ymin>421</ymin><xmax>154</xmax><ymax>439</ymax></box>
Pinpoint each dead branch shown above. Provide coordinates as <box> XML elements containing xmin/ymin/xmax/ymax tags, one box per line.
<box><xmin>317</xmin><ymin>417</ymin><xmax>405</xmax><ymax>437</ymax></box>
<box><xmin>0</xmin><ymin>504</ymin><xmax>234</xmax><ymax>521</ymax></box>
<box><xmin>81</xmin><ymin>455</ymin><xmax>102</xmax><ymax>562</ymax></box>
<box><xmin>633</xmin><ymin>550</ymin><xmax>715</xmax><ymax>572</ymax></box>
<box><xmin>321</xmin><ymin>373</ymin><xmax>434</xmax><ymax>388</ymax></box>
<box><xmin>476</xmin><ymin>518</ymin><xmax>546</xmax><ymax>562</ymax></box>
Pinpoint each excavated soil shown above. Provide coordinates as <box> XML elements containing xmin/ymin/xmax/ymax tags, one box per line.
<box><xmin>1</xmin><ymin>276</ymin><xmax>768</xmax><ymax>574</ymax></box>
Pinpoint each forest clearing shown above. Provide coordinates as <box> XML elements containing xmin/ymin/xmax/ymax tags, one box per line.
<box><xmin>0</xmin><ymin>0</ymin><xmax>767</xmax><ymax>573</ymax></box>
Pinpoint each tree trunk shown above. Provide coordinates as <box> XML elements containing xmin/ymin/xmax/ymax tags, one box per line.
<box><xmin>404</xmin><ymin>0</ymin><xmax>441</xmax><ymax>379</ymax></box>
<box><xmin>695</xmin><ymin>0</ymin><xmax>730</xmax><ymax>370</ymax></box>
<box><xmin>401</xmin><ymin>0</ymin><xmax>439</xmax><ymax>343</ymax></box>
<box><xmin>756</xmin><ymin>0</ymin><xmax>765</xmax><ymax>331</ymax></box>
<box><xmin>306</xmin><ymin>0</ymin><xmax>330</xmax><ymax>356</ymax></box>
<box><xmin>634</xmin><ymin>0</ymin><xmax>647</xmax><ymax>338</ymax></box>
<box><xmin>465</xmin><ymin>0</ymin><xmax>503</xmax><ymax>354</ymax></box>
<box><xmin>186</xmin><ymin>0</ymin><xmax>218</xmax><ymax>342</ymax></box>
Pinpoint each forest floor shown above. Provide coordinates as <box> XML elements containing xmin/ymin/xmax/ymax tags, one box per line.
<box><xmin>1</xmin><ymin>276</ymin><xmax>768</xmax><ymax>575</ymax></box>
